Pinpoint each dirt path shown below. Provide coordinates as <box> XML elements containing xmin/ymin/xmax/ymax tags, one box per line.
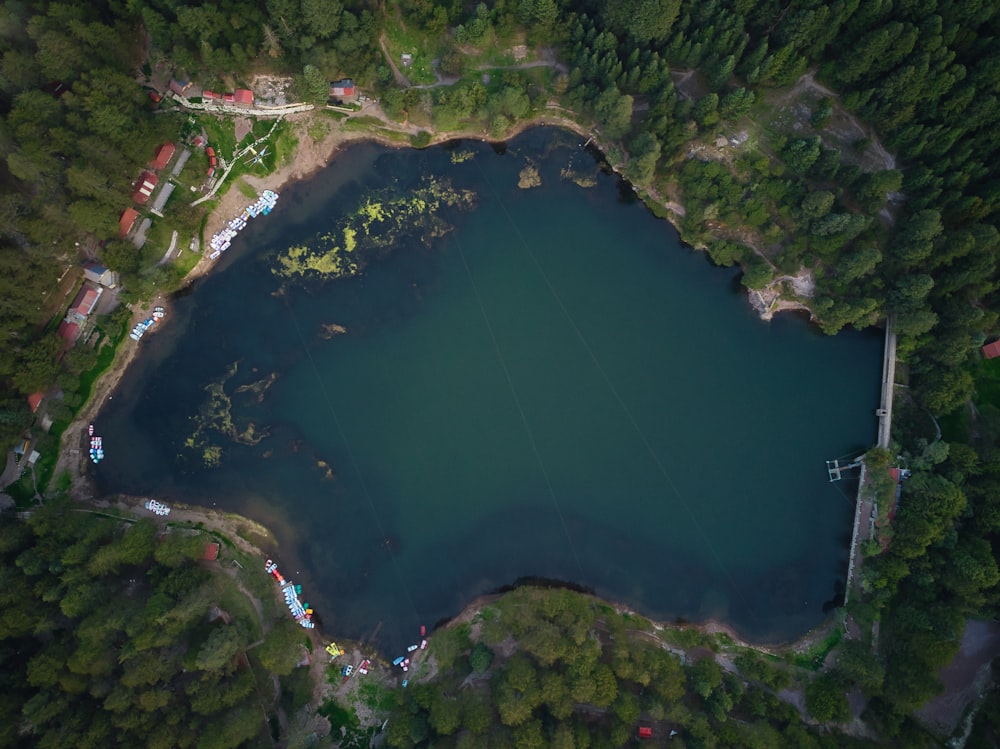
<box><xmin>379</xmin><ymin>33</ymin><xmax>411</xmax><ymax>87</ymax></box>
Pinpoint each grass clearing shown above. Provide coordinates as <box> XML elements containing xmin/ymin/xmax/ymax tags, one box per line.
<box><xmin>383</xmin><ymin>23</ymin><xmax>442</xmax><ymax>86</ymax></box>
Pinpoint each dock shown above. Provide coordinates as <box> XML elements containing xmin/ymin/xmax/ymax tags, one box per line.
<box><xmin>827</xmin><ymin>456</ymin><xmax>862</xmax><ymax>482</ymax></box>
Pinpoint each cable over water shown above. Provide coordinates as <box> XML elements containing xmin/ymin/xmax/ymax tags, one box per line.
<box><xmin>452</xmin><ymin>232</ymin><xmax>589</xmax><ymax>584</ymax></box>
<box><xmin>471</xmin><ymin>154</ymin><xmax>759</xmax><ymax>621</ymax></box>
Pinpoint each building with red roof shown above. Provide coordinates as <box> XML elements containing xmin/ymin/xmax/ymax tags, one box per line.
<box><xmin>983</xmin><ymin>340</ymin><xmax>1000</xmax><ymax>359</ymax></box>
<box><xmin>27</xmin><ymin>393</ymin><xmax>44</xmax><ymax>413</ymax></box>
<box><xmin>132</xmin><ymin>171</ymin><xmax>158</xmax><ymax>204</ymax></box>
<box><xmin>330</xmin><ymin>78</ymin><xmax>356</xmax><ymax>98</ymax></box>
<box><xmin>58</xmin><ymin>320</ymin><xmax>80</xmax><ymax>345</ymax></box>
<box><xmin>638</xmin><ymin>726</ymin><xmax>653</xmax><ymax>739</ymax></box>
<box><xmin>234</xmin><ymin>88</ymin><xmax>253</xmax><ymax>106</ymax></box>
<box><xmin>151</xmin><ymin>142</ymin><xmax>176</xmax><ymax>170</ymax></box>
<box><xmin>203</xmin><ymin>542</ymin><xmax>220</xmax><ymax>561</ymax></box>
<box><xmin>119</xmin><ymin>207</ymin><xmax>140</xmax><ymax>238</ymax></box>
<box><xmin>223</xmin><ymin>93</ymin><xmax>235</xmax><ymax>104</ymax></box>
<box><xmin>67</xmin><ymin>284</ymin><xmax>102</xmax><ymax>321</ymax></box>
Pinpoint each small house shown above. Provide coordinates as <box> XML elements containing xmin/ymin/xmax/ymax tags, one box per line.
<box><xmin>119</xmin><ymin>207</ymin><xmax>140</xmax><ymax>238</ymax></box>
<box><xmin>638</xmin><ymin>726</ymin><xmax>653</xmax><ymax>739</ymax></box>
<box><xmin>234</xmin><ymin>88</ymin><xmax>254</xmax><ymax>107</ymax></box>
<box><xmin>132</xmin><ymin>171</ymin><xmax>158</xmax><ymax>205</ymax></box>
<box><xmin>169</xmin><ymin>78</ymin><xmax>191</xmax><ymax>96</ymax></box>
<box><xmin>223</xmin><ymin>92</ymin><xmax>235</xmax><ymax>104</ymax></box>
<box><xmin>982</xmin><ymin>340</ymin><xmax>1000</xmax><ymax>359</ymax></box>
<box><xmin>151</xmin><ymin>142</ymin><xmax>176</xmax><ymax>170</ymax></box>
<box><xmin>66</xmin><ymin>283</ymin><xmax>103</xmax><ymax>323</ymax></box>
<box><xmin>203</xmin><ymin>543</ymin><xmax>220</xmax><ymax>561</ymax></box>
<box><xmin>58</xmin><ymin>320</ymin><xmax>80</xmax><ymax>345</ymax></box>
<box><xmin>203</xmin><ymin>90</ymin><xmax>221</xmax><ymax>101</ymax></box>
<box><xmin>330</xmin><ymin>78</ymin><xmax>356</xmax><ymax>98</ymax></box>
<box><xmin>27</xmin><ymin>393</ymin><xmax>44</xmax><ymax>413</ymax></box>
<box><xmin>82</xmin><ymin>261</ymin><xmax>117</xmax><ymax>288</ymax></box>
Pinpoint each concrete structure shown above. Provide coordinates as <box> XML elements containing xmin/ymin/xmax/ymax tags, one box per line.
<box><xmin>876</xmin><ymin>315</ymin><xmax>897</xmax><ymax>450</ymax></box>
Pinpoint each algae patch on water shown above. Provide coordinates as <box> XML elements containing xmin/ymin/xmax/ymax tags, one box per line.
<box><xmin>273</xmin><ymin>177</ymin><xmax>476</xmax><ymax>282</ymax></box>
<box><xmin>184</xmin><ymin>362</ymin><xmax>275</xmax><ymax>467</ymax></box>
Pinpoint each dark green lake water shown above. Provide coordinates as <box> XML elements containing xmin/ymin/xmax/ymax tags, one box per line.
<box><xmin>95</xmin><ymin>128</ymin><xmax>881</xmax><ymax>652</ymax></box>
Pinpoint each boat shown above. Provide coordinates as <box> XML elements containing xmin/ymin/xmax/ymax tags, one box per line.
<box><xmin>392</xmin><ymin>656</ymin><xmax>404</xmax><ymax>666</ymax></box>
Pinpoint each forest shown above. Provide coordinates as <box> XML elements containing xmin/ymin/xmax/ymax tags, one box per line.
<box><xmin>2</xmin><ymin>0</ymin><xmax>1000</xmax><ymax>745</ymax></box>
<box><xmin>0</xmin><ymin>498</ymin><xmax>324</xmax><ymax>748</ymax></box>
<box><xmin>375</xmin><ymin>586</ymin><xmax>885</xmax><ymax>749</ymax></box>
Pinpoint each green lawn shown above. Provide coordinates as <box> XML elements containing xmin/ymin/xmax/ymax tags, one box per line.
<box><xmin>383</xmin><ymin>23</ymin><xmax>442</xmax><ymax>86</ymax></box>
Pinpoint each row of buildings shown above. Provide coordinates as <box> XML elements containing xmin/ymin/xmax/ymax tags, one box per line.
<box><xmin>120</xmin><ymin>141</ymin><xmax>186</xmax><ymax>244</ymax></box>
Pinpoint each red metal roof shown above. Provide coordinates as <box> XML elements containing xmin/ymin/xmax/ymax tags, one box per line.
<box><xmin>206</xmin><ymin>146</ymin><xmax>215</xmax><ymax>157</ymax></box>
<box><xmin>119</xmin><ymin>207</ymin><xmax>139</xmax><ymax>237</ymax></box>
<box><xmin>70</xmin><ymin>286</ymin><xmax>99</xmax><ymax>316</ymax></box>
<box><xmin>132</xmin><ymin>172</ymin><xmax>158</xmax><ymax>204</ymax></box>
<box><xmin>234</xmin><ymin>88</ymin><xmax>253</xmax><ymax>105</ymax></box>
<box><xmin>223</xmin><ymin>93</ymin><xmax>234</xmax><ymax>103</ymax></box>
<box><xmin>983</xmin><ymin>341</ymin><xmax>1000</xmax><ymax>359</ymax></box>
<box><xmin>27</xmin><ymin>392</ymin><xmax>44</xmax><ymax>412</ymax></box>
<box><xmin>638</xmin><ymin>727</ymin><xmax>653</xmax><ymax>738</ymax></box>
<box><xmin>151</xmin><ymin>142</ymin><xmax>175</xmax><ymax>170</ymax></box>
<box><xmin>203</xmin><ymin>542</ymin><xmax>220</xmax><ymax>561</ymax></box>
<box><xmin>58</xmin><ymin>320</ymin><xmax>80</xmax><ymax>345</ymax></box>
<box><xmin>203</xmin><ymin>90</ymin><xmax>220</xmax><ymax>99</ymax></box>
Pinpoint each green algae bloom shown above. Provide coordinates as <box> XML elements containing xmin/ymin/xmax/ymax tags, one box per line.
<box><xmin>274</xmin><ymin>178</ymin><xmax>476</xmax><ymax>282</ymax></box>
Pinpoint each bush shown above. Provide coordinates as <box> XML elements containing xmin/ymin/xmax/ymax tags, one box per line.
<box><xmin>470</xmin><ymin>642</ymin><xmax>494</xmax><ymax>673</ymax></box>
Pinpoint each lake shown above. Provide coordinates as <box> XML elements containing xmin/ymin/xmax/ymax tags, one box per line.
<box><xmin>94</xmin><ymin>127</ymin><xmax>882</xmax><ymax>653</ymax></box>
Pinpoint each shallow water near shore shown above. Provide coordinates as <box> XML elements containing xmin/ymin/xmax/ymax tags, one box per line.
<box><xmin>94</xmin><ymin>127</ymin><xmax>881</xmax><ymax>652</ymax></box>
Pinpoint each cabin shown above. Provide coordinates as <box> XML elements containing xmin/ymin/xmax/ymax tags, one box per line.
<box><xmin>82</xmin><ymin>261</ymin><xmax>117</xmax><ymax>288</ymax></box>
<box><xmin>638</xmin><ymin>726</ymin><xmax>653</xmax><ymax>739</ymax></box>
<box><xmin>234</xmin><ymin>88</ymin><xmax>254</xmax><ymax>107</ymax></box>
<box><xmin>151</xmin><ymin>142</ymin><xmax>176</xmax><ymax>170</ymax></box>
<box><xmin>27</xmin><ymin>393</ymin><xmax>44</xmax><ymax>413</ymax></box>
<box><xmin>57</xmin><ymin>320</ymin><xmax>80</xmax><ymax>345</ymax></box>
<box><xmin>132</xmin><ymin>171</ymin><xmax>158</xmax><ymax>205</ymax></box>
<box><xmin>330</xmin><ymin>78</ymin><xmax>356</xmax><ymax>98</ymax></box>
<box><xmin>203</xmin><ymin>90</ymin><xmax>222</xmax><ymax>101</ymax></box>
<box><xmin>169</xmin><ymin>78</ymin><xmax>191</xmax><ymax>96</ymax></box>
<box><xmin>982</xmin><ymin>340</ymin><xmax>1000</xmax><ymax>359</ymax></box>
<box><xmin>66</xmin><ymin>283</ymin><xmax>103</xmax><ymax>324</ymax></box>
<box><xmin>119</xmin><ymin>207</ymin><xmax>140</xmax><ymax>238</ymax></box>
<box><xmin>203</xmin><ymin>542</ymin><xmax>220</xmax><ymax>561</ymax></box>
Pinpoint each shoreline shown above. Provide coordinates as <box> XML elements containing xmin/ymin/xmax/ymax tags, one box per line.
<box><xmin>53</xmin><ymin>108</ymin><xmax>834</xmax><ymax>661</ymax></box>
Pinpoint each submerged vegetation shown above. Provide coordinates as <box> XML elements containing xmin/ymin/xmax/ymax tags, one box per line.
<box><xmin>184</xmin><ymin>361</ymin><xmax>273</xmax><ymax>468</ymax></box>
<box><xmin>274</xmin><ymin>178</ymin><xmax>476</xmax><ymax>282</ymax></box>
